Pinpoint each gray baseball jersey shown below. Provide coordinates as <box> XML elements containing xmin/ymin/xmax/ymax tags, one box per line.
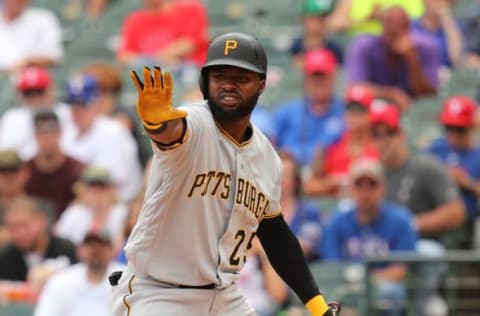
<box><xmin>124</xmin><ymin>102</ymin><xmax>282</xmax><ymax>288</ymax></box>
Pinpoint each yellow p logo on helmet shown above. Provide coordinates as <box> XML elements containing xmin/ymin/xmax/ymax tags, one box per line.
<box><xmin>224</xmin><ymin>40</ymin><xmax>238</xmax><ymax>55</ymax></box>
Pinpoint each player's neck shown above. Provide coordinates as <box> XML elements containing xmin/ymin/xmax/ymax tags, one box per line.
<box><xmin>216</xmin><ymin>117</ymin><xmax>251</xmax><ymax>144</ymax></box>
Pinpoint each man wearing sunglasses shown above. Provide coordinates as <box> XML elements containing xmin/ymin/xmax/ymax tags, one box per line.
<box><xmin>369</xmin><ymin>102</ymin><xmax>466</xmax><ymax>242</ymax></box>
<box><xmin>426</xmin><ymin>96</ymin><xmax>480</xmax><ymax>249</ymax></box>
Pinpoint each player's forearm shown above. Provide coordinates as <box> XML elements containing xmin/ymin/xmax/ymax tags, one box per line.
<box><xmin>257</xmin><ymin>215</ymin><xmax>320</xmax><ymax>304</ymax></box>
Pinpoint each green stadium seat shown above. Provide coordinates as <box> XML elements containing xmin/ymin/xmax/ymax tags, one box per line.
<box><xmin>0</xmin><ymin>302</ymin><xmax>35</xmax><ymax>316</ymax></box>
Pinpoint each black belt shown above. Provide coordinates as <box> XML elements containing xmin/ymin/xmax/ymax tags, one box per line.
<box><xmin>109</xmin><ymin>271</ymin><xmax>216</xmax><ymax>289</ymax></box>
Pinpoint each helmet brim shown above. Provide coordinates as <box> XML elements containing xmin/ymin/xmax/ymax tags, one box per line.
<box><xmin>202</xmin><ymin>58</ymin><xmax>266</xmax><ymax>75</ymax></box>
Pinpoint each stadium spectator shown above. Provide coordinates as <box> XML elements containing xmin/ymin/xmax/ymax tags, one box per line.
<box><xmin>239</xmin><ymin>238</ymin><xmax>288</xmax><ymax>316</ymax></box>
<box><xmin>0</xmin><ymin>150</ymin><xmax>30</xmax><ymax>245</ymax></box>
<box><xmin>427</xmin><ymin>96</ymin><xmax>480</xmax><ymax>248</ymax></box>
<box><xmin>115</xmin><ymin>188</ymin><xmax>144</xmax><ymax>265</ymax></box>
<box><xmin>34</xmin><ymin>229</ymin><xmax>123</xmax><ymax>316</ymax></box>
<box><xmin>251</xmin><ymin>106</ymin><xmax>276</xmax><ymax>145</ymax></box>
<box><xmin>81</xmin><ymin>62</ymin><xmax>151</xmax><ymax>167</ymax></box>
<box><xmin>322</xmin><ymin>158</ymin><xmax>417</xmax><ymax>316</ymax></box>
<box><xmin>0</xmin><ymin>196</ymin><xmax>77</xmax><ymax>281</ymax></box>
<box><xmin>0</xmin><ymin>67</ymin><xmax>74</xmax><ymax>160</ymax></box>
<box><xmin>290</xmin><ymin>0</ymin><xmax>343</xmax><ymax>69</ymax></box>
<box><xmin>411</xmin><ymin>0</ymin><xmax>463</xmax><ymax>67</ymax></box>
<box><xmin>62</xmin><ymin>0</ymin><xmax>111</xmax><ymax>21</ymax></box>
<box><xmin>304</xmin><ymin>84</ymin><xmax>379</xmax><ymax>196</ymax></box>
<box><xmin>55</xmin><ymin>166</ymin><xmax>128</xmax><ymax>247</ymax></box>
<box><xmin>26</xmin><ymin>110</ymin><xmax>85</xmax><ymax>220</ymax></box>
<box><xmin>61</xmin><ymin>74</ymin><xmax>143</xmax><ymax>201</ymax></box>
<box><xmin>345</xmin><ymin>6</ymin><xmax>440</xmax><ymax>109</ymax></box>
<box><xmin>0</xmin><ymin>0</ymin><xmax>63</xmax><ymax>73</ymax></box>
<box><xmin>0</xmin><ymin>150</ymin><xmax>29</xmax><ymax>213</ymax></box>
<box><xmin>117</xmin><ymin>0</ymin><xmax>209</xmax><ymax>68</ymax></box>
<box><xmin>278</xmin><ymin>151</ymin><xmax>323</xmax><ymax>260</ymax></box>
<box><xmin>327</xmin><ymin>0</ymin><xmax>424</xmax><ymax>35</ymax></box>
<box><xmin>274</xmin><ymin>48</ymin><xmax>344</xmax><ymax>166</ymax></box>
<box><xmin>369</xmin><ymin>102</ymin><xmax>466</xmax><ymax>242</ymax></box>
<box><xmin>461</xmin><ymin>6</ymin><xmax>480</xmax><ymax>67</ymax></box>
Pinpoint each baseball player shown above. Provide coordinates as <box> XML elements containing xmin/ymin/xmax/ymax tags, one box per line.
<box><xmin>110</xmin><ymin>32</ymin><xmax>340</xmax><ymax>316</ymax></box>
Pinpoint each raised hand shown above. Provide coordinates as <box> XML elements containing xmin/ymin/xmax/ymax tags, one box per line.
<box><xmin>130</xmin><ymin>66</ymin><xmax>187</xmax><ymax>130</ymax></box>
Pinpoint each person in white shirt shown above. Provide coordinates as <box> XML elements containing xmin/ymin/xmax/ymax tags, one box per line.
<box><xmin>55</xmin><ymin>166</ymin><xmax>129</xmax><ymax>247</ymax></box>
<box><xmin>61</xmin><ymin>74</ymin><xmax>143</xmax><ymax>201</ymax></box>
<box><xmin>34</xmin><ymin>229</ymin><xmax>124</xmax><ymax>316</ymax></box>
<box><xmin>0</xmin><ymin>0</ymin><xmax>63</xmax><ymax>73</ymax></box>
<box><xmin>0</xmin><ymin>66</ymin><xmax>74</xmax><ymax>160</ymax></box>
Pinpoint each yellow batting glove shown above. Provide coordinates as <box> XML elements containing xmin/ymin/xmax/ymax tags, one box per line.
<box><xmin>130</xmin><ymin>66</ymin><xmax>187</xmax><ymax>131</ymax></box>
<box><xmin>306</xmin><ymin>295</ymin><xmax>341</xmax><ymax>316</ymax></box>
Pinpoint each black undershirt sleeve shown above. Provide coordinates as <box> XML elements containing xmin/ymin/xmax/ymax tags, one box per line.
<box><xmin>256</xmin><ymin>214</ymin><xmax>320</xmax><ymax>304</ymax></box>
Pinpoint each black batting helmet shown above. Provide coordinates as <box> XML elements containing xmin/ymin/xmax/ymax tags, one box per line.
<box><xmin>199</xmin><ymin>32</ymin><xmax>267</xmax><ymax>99</ymax></box>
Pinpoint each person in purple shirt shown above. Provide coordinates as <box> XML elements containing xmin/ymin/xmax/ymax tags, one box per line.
<box><xmin>274</xmin><ymin>48</ymin><xmax>344</xmax><ymax>166</ymax></box>
<box><xmin>345</xmin><ymin>6</ymin><xmax>440</xmax><ymax>111</ymax></box>
<box><xmin>427</xmin><ymin>95</ymin><xmax>480</xmax><ymax>248</ymax></box>
<box><xmin>411</xmin><ymin>0</ymin><xmax>463</xmax><ymax>67</ymax></box>
<box><xmin>322</xmin><ymin>158</ymin><xmax>417</xmax><ymax>316</ymax></box>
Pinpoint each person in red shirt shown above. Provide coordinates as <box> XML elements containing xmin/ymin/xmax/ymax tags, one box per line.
<box><xmin>304</xmin><ymin>85</ymin><xmax>379</xmax><ymax>197</ymax></box>
<box><xmin>117</xmin><ymin>0</ymin><xmax>209</xmax><ymax>67</ymax></box>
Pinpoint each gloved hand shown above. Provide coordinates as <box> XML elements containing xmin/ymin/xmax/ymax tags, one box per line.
<box><xmin>306</xmin><ymin>295</ymin><xmax>342</xmax><ymax>316</ymax></box>
<box><xmin>130</xmin><ymin>66</ymin><xmax>187</xmax><ymax>131</ymax></box>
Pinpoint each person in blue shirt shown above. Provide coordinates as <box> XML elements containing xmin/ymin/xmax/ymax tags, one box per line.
<box><xmin>322</xmin><ymin>158</ymin><xmax>417</xmax><ymax>316</ymax></box>
<box><xmin>278</xmin><ymin>150</ymin><xmax>324</xmax><ymax>261</ymax></box>
<box><xmin>251</xmin><ymin>105</ymin><xmax>276</xmax><ymax>145</ymax></box>
<box><xmin>411</xmin><ymin>0</ymin><xmax>463</xmax><ymax>67</ymax></box>
<box><xmin>427</xmin><ymin>95</ymin><xmax>480</xmax><ymax>248</ymax></box>
<box><xmin>274</xmin><ymin>48</ymin><xmax>344</xmax><ymax>166</ymax></box>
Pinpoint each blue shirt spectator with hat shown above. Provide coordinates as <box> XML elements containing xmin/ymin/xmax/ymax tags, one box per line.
<box><xmin>427</xmin><ymin>96</ymin><xmax>480</xmax><ymax>248</ymax></box>
<box><xmin>274</xmin><ymin>48</ymin><xmax>344</xmax><ymax>166</ymax></box>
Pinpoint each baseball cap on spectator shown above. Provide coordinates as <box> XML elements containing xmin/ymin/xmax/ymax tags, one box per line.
<box><xmin>80</xmin><ymin>166</ymin><xmax>112</xmax><ymax>186</ymax></box>
<box><xmin>349</xmin><ymin>158</ymin><xmax>384</xmax><ymax>183</ymax></box>
<box><xmin>303</xmin><ymin>0</ymin><xmax>334</xmax><ymax>15</ymax></box>
<box><xmin>66</xmin><ymin>74</ymin><xmax>100</xmax><ymax>105</ymax></box>
<box><xmin>83</xmin><ymin>229</ymin><xmax>112</xmax><ymax>245</ymax></box>
<box><xmin>439</xmin><ymin>95</ymin><xmax>477</xmax><ymax>127</ymax></box>
<box><xmin>16</xmin><ymin>67</ymin><xmax>52</xmax><ymax>92</ymax></box>
<box><xmin>33</xmin><ymin>109</ymin><xmax>60</xmax><ymax>132</ymax></box>
<box><xmin>369</xmin><ymin>101</ymin><xmax>401</xmax><ymax>130</ymax></box>
<box><xmin>345</xmin><ymin>85</ymin><xmax>375</xmax><ymax>112</ymax></box>
<box><xmin>304</xmin><ymin>48</ymin><xmax>337</xmax><ymax>75</ymax></box>
<box><xmin>0</xmin><ymin>150</ymin><xmax>23</xmax><ymax>172</ymax></box>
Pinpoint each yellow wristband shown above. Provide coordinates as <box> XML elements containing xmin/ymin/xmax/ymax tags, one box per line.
<box><xmin>306</xmin><ymin>295</ymin><xmax>329</xmax><ymax>316</ymax></box>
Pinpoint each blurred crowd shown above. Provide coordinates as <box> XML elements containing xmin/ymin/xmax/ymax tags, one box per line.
<box><xmin>1</xmin><ymin>0</ymin><xmax>480</xmax><ymax>315</ymax></box>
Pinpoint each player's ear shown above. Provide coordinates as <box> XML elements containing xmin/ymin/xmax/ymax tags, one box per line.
<box><xmin>258</xmin><ymin>77</ymin><xmax>266</xmax><ymax>95</ymax></box>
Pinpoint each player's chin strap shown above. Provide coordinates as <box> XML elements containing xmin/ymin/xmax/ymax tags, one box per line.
<box><xmin>306</xmin><ymin>295</ymin><xmax>341</xmax><ymax>316</ymax></box>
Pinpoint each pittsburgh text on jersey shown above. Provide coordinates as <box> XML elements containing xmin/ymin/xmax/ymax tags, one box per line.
<box><xmin>187</xmin><ymin>171</ymin><xmax>271</xmax><ymax>221</ymax></box>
